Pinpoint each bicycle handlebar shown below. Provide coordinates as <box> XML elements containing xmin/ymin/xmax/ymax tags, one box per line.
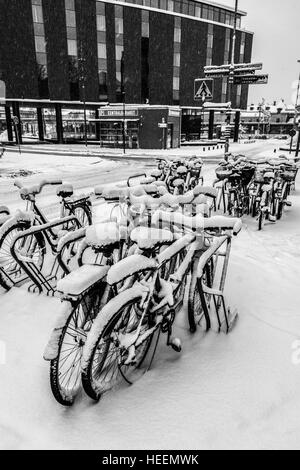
<box><xmin>14</xmin><ymin>178</ymin><xmax>63</xmax><ymax>196</ymax></box>
<box><xmin>127</xmin><ymin>174</ymin><xmax>147</xmax><ymax>187</ymax></box>
<box><xmin>153</xmin><ymin>211</ymin><xmax>242</xmax><ymax>237</ymax></box>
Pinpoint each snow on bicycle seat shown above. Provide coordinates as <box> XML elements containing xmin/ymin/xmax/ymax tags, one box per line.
<box><xmin>192</xmin><ymin>194</ymin><xmax>208</xmax><ymax>205</ymax></box>
<box><xmin>193</xmin><ymin>186</ymin><xmax>217</xmax><ymax>199</ymax></box>
<box><xmin>0</xmin><ymin>213</ymin><xmax>10</xmax><ymax>226</ymax></box>
<box><xmin>150</xmin><ymin>169</ymin><xmax>162</xmax><ymax>178</ymax></box>
<box><xmin>172</xmin><ymin>178</ymin><xmax>185</xmax><ymax>188</ymax></box>
<box><xmin>139</xmin><ymin>177</ymin><xmax>156</xmax><ymax>185</ymax></box>
<box><xmin>0</xmin><ymin>205</ymin><xmax>10</xmax><ymax>215</ymax></box>
<box><xmin>263</xmin><ymin>171</ymin><xmax>275</xmax><ymax>179</ymax></box>
<box><xmin>101</xmin><ymin>186</ymin><xmax>129</xmax><ymax>201</ymax></box>
<box><xmin>177</xmin><ymin>166</ymin><xmax>188</xmax><ymax>175</ymax></box>
<box><xmin>56</xmin><ymin>183</ymin><xmax>74</xmax><ymax>198</ymax></box>
<box><xmin>57</xmin><ymin>265</ymin><xmax>109</xmax><ymax>297</ymax></box>
<box><xmin>107</xmin><ymin>254</ymin><xmax>157</xmax><ymax>285</ymax></box>
<box><xmin>173</xmin><ymin>190</ymin><xmax>195</xmax><ymax>205</ymax></box>
<box><xmin>85</xmin><ymin>221</ymin><xmax>127</xmax><ymax>249</ymax></box>
<box><xmin>130</xmin><ymin>226</ymin><xmax>173</xmax><ymax>250</ymax></box>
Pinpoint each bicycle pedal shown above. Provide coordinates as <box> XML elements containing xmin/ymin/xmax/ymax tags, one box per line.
<box><xmin>268</xmin><ymin>215</ymin><xmax>277</xmax><ymax>223</ymax></box>
<box><xmin>284</xmin><ymin>200</ymin><xmax>292</xmax><ymax>207</ymax></box>
<box><xmin>168</xmin><ymin>337</ymin><xmax>182</xmax><ymax>352</ymax></box>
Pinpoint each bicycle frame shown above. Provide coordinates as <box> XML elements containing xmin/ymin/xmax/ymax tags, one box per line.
<box><xmin>10</xmin><ymin>216</ymin><xmax>81</xmax><ymax>294</ymax></box>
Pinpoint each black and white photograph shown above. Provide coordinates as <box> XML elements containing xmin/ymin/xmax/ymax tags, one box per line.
<box><xmin>0</xmin><ymin>0</ymin><xmax>300</xmax><ymax>453</ymax></box>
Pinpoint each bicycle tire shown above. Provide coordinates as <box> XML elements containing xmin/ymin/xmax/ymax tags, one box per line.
<box><xmin>0</xmin><ymin>221</ymin><xmax>45</xmax><ymax>291</ymax></box>
<box><xmin>82</xmin><ymin>291</ymin><xmax>156</xmax><ymax>401</ymax></box>
<box><xmin>188</xmin><ymin>259</ymin><xmax>212</xmax><ymax>334</ymax></box>
<box><xmin>71</xmin><ymin>203</ymin><xmax>92</xmax><ymax>228</ymax></box>
<box><xmin>50</xmin><ymin>282</ymin><xmax>106</xmax><ymax>406</ymax></box>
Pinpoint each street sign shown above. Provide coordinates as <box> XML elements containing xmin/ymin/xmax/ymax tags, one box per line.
<box><xmin>233</xmin><ymin>74</ymin><xmax>269</xmax><ymax>85</ymax></box>
<box><xmin>194</xmin><ymin>78</ymin><xmax>213</xmax><ymax>101</ymax></box>
<box><xmin>158</xmin><ymin>122</ymin><xmax>167</xmax><ymax>128</ymax></box>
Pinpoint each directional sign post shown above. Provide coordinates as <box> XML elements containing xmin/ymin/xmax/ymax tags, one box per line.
<box><xmin>194</xmin><ymin>78</ymin><xmax>214</xmax><ymax>102</ymax></box>
<box><xmin>234</xmin><ymin>74</ymin><xmax>269</xmax><ymax>86</ymax></box>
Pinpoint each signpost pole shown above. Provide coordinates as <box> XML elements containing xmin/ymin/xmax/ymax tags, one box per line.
<box><xmin>226</xmin><ymin>0</ymin><xmax>238</xmax><ymax>156</ymax></box>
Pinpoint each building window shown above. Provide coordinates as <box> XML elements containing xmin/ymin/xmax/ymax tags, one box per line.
<box><xmin>168</xmin><ymin>0</ymin><xmax>174</xmax><ymax>11</ymax></box>
<box><xmin>93</xmin><ymin>0</ymin><xmax>242</xmax><ymax>28</ymax></box>
<box><xmin>240</xmin><ymin>32</ymin><xmax>246</xmax><ymax>63</ymax></box>
<box><xmin>195</xmin><ymin>5</ymin><xmax>201</xmax><ymax>17</ymax></box>
<box><xmin>66</xmin><ymin>10</ymin><xmax>76</xmax><ymax>27</ymax></box>
<box><xmin>31</xmin><ymin>0</ymin><xmax>49</xmax><ymax>98</ymax></box>
<box><xmin>141</xmin><ymin>9</ymin><xmax>149</xmax><ymax>103</ymax></box>
<box><xmin>142</xmin><ymin>10</ymin><xmax>149</xmax><ymax>38</ymax></box>
<box><xmin>224</xmin><ymin>28</ymin><xmax>231</xmax><ymax>65</ymax></box>
<box><xmin>65</xmin><ymin>0</ymin><xmax>79</xmax><ymax>100</ymax></box>
<box><xmin>68</xmin><ymin>39</ymin><xmax>78</xmax><ymax>57</ymax></box>
<box><xmin>65</xmin><ymin>0</ymin><xmax>78</xmax><ymax>57</ymax></box>
<box><xmin>96</xmin><ymin>14</ymin><xmax>106</xmax><ymax>31</ymax></box>
<box><xmin>222</xmin><ymin>77</ymin><xmax>228</xmax><ymax>102</ymax></box>
<box><xmin>236</xmin><ymin>84</ymin><xmax>242</xmax><ymax>107</ymax></box>
<box><xmin>173</xmin><ymin>16</ymin><xmax>181</xmax><ymax>104</ymax></box>
<box><xmin>206</xmin><ymin>23</ymin><xmax>214</xmax><ymax>66</ymax></box>
<box><xmin>115</xmin><ymin>5</ymin><xmax>124</xmax><ymax>100</ymax></box>
<box><xmin>96</xmin><ymin>2</ymin><xmax>107</xmax><ymax>100</ymax></box>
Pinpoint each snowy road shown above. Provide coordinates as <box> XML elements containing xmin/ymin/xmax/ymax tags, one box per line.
<box><xmin>1</xmin><ymin>141</ymin><xmax>300</xmax><ymax>450</ymax></box>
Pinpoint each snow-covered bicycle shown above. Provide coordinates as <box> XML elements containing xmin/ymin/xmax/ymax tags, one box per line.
<box><xmin>0</xmin><ymin>179</ymin><xmax>92</xmax><ymax>290</ymax></box>
<box><xmin>80</xmin><ymin>213</ymin><xmax>242</xmax><ymax>402</ymax></box>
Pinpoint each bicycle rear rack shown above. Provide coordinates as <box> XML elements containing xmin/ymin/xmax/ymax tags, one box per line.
<box><xmin>10</xmin><ymin>216</ymin><xmax>84</xmax><ymax>296</ymax></box>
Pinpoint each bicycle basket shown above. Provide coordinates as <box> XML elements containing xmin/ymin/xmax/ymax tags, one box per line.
<box><xmin>282</xmin><ymin>171</ymin><xmax>295</xmax><ymax>182</ymax></box>
<box><xmin>241</xmin><ymin>167</ymin><xmax>255</xmax><ymax>185</ymax></box>
<box><xmin>215</xmin><ymin>168</ymin><xmax>232</xmax><ymax>181</ymax></box>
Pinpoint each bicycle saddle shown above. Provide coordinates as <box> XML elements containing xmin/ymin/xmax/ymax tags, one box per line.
<box><xmin>130</xmin><ymin>226</ymin><xmax>173</xmax><ymax>251</ymax></box>
<box><xmin>263</xmin><ymin>172</ymin><xmax>275</xmax><ymax>179</ymax></box>
<box><xmin>0</xmin><ymin>205</ymin><xmax>10</xmax><ymax>215</ymax></box>
<box><xmin>177</xmin><ymin>166</ymin><xmax>188</xmax><ymax>175</ymax></box>
<box><xmin>193</xmin><ymin>186</ymin><xmax>217</xmax><ymax>199</ymax></box>
<box><xmin>85</xmin><ymin>221</ymin><xmax>127</xmax><ymax>250</ymax></box>
<box><xmin>172</xmin><ymin>178</ymin><xmax>185</xmax><ymax>188</ymax></box>
<box><xmin>56</xmin><ymin>184</ymin><xmax>74</xmax><ymax>198</ymax></box>
<box><xmin>150</xmin><ymin>169</ymin><xmax>163</xmax><ymax>178</ymax></box>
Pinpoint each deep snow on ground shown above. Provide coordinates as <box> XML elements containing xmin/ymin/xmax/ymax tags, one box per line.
<box><xmin>1</xmin><ymin>142</ymin><xmax>300</xmax><ymax>450</ymax></box>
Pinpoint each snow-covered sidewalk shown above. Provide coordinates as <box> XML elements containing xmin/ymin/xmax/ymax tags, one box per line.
<box><xmin>1</xmin><ymin>175</ymin><xmax>300</xmax><ymax>449</ymax></box>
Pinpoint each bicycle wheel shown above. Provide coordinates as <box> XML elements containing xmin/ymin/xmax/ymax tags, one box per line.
<box><xmin>82</xmin><ymin>290</ymin><xmax>156</xmax><ymax>401</ymax></box>
<box><xmin>258</xmin><ymin>210</ymin><xmax>264</xmax><ymax>231</ymax></box>
<box><xmin>188</xmin><ymin>258</ymin><xmax>212</xmax><ymax>333</ymax></box>
<box><xmin>72</xmin><ymin>203</ymin><xmax>92</xmax><ymax>228</ymax></box>
<box><xmin>165</xmin><ymin>249</ymin><xmax>188</xmax><ymax>305</ymax></box>
<box><xmin>0</xmin><ymin>221</ymin><xmax>45</xmax><ymax>290</ymax></box>
<box><xmin>50</xmin><ymin>282</ymin><xmax>105</xmax><ymax>406</ymax></box>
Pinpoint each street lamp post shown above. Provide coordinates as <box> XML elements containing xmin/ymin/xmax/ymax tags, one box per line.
<box><xmin>78</xmin><ymin>44</ymin><xmax>88</xmax><ymax>148</ymax></box>
<box><xmin>121</xmin><ymin>53</ymin><xmax>126</xmax><ymax>155</ymax></box>
<box><xmin>225</xmin><ymin>0</ymin><xmax>239</xmax><ymax>155</ymax></box>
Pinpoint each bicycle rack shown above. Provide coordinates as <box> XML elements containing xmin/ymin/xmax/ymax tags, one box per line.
<box><xmin>197</xmin><ymin>235</ymin><xmax>234</xmax><ymax>333</ymax></box>
<box><xmin>10</xmin><ymin>216</ymin><xmax>84</xmax><ymax>296</ymax></box>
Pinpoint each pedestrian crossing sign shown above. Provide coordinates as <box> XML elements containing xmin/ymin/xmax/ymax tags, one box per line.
<box><xmin>194</xmin><ymin>78</ymin><xmax>214</xmax><ymax>101</ymax></box>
